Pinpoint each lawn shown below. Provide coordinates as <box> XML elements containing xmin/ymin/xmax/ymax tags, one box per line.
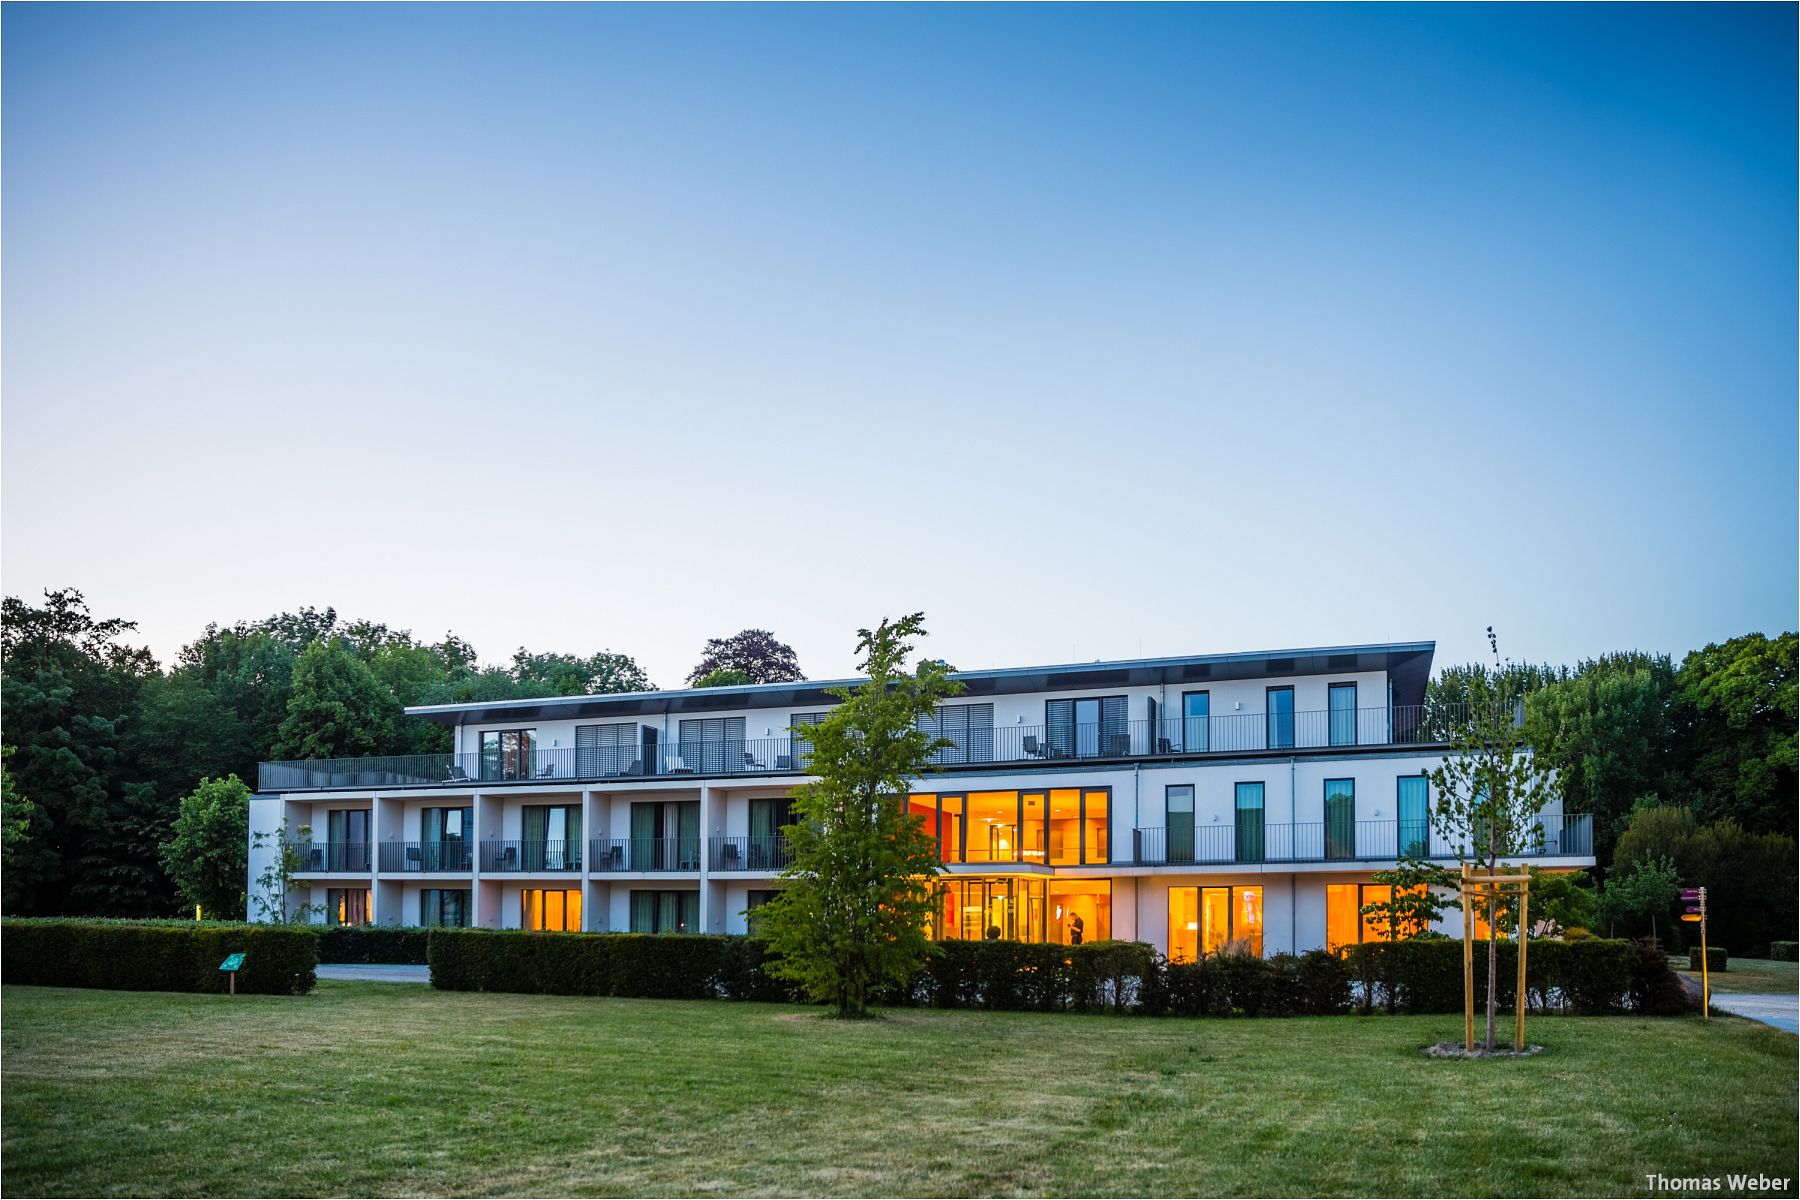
<box><xmin>3</xmin><ymin>982</ymin><xmax>1795</xmax><ymax>1198</ymax></box>
<box><xmin>1678</xmin><ymin>957</ymin><xmax>1799</xmax><ymax>996</ymax></box>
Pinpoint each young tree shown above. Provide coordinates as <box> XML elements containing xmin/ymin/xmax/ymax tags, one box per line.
<box><xmin>686</xmin><ymin>629</ymin><xmax>803</xmax><ymax>686</ymax></box>
<box><xmin>1358</xmin><ymin>856</ymin><xmax>1459</xmax><ymax>940</ymax></box>
<box><xmin>159</xmin><ymin>775</ymin><xmax>250</xmax><ymax>919</ymax></box>
<box><xmin>756</xmin><ymin>614</ymin><xmax>959</xmax><ymax>1017</ymax></box>
<box><xmin>1426</xmin><ymin>628</ymin><xmax>1559</xmax><ymax>1051</ymax></box>
<box><xmin>251</xmin><ymin>823</ymin><xmax>323</xmax><ymax>924</ymax></box>
<box><xmin>1600</xmin><ymin>856</ymin><xmax>1681</xmax><ymax>942</ymax></box>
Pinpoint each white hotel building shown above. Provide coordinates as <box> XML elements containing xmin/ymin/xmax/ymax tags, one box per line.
<box><xmin>247</xmin><ymin>641</ymin><xmax>1594</xmax><ymax>959</ymax></box>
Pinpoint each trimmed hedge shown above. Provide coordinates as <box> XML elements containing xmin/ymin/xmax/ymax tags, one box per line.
<box><xmin>428</xmin><ymin>929</ymin><xmax>794</xmax><ymax>1001</ymax></box>
<box><xmin>1688</xmin><ymin>946</ymin><xmax>1728</xmax><ymax>973</ymax></box>
<box><xmin>1143</xmin><ymin>950</ymin><xmax>1350</xmax><ymax>1017</ymax></box>
<box><xmin>318</xmin><ymin>926</ymin><xmax>431</xmax><ymax>965</ymax></box>
<box><xmin>888</xmin><ymin>939</ymin><xmax>1158</xmax><ymax>1013</ymax></box>
<box><xmin>1342</xmin><ymin>936</ymin><xmax>1688</xmax><ymax>1016</ymax></box>
<box><xmin>1</xmin><ymin>918</ymin><xmax>317</xmax><ymax>995</ymax></box>
<box><xmin>1770</xmin><ymin>941</ymin><xmax>1797</xmax><ymax>963</ymax></box>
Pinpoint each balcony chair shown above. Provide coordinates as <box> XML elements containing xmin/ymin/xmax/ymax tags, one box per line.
<box><xmin>1104</xmin><ymin>733</ymin><xmax>1131</xmax><ymax>756</ymax></box>
<box><xmin>444</xmin><ymin>765</ymin><xmax>470</xmax><ymax>784</ymax></box>
<box><xmin>405</xmin><ymin>845</ymin><xmax>422</xmax><ymax>870</ymax></box>
<box><xmin>1022</xmin><ymin>735</ymin><xmax>1047</xmax><ymax>759</ymax></box>
<box><xmin>775</xmin><ymin>754</ymin><xmax>795</xmax><ymax>770</ymax></box>
<box><xmin>496</xmin><ymin>846</ymin><xmax>518</xmax><ymax>872</ymax></box>
<box><xmin>742</xmin><ymin>751</ymin><xmax>769</xmax><ymax>772</ymax></box>
<box><xmin>717</xmin><ymin>842</ymin><xmax>741</xmax><ymax>870</ymax></box>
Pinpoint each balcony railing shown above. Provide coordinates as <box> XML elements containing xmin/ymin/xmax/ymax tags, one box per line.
<box><xmin>377</xmin><ymin>840</ymin><xmax>475</xmax><ymax>872</ymax></box>
<box><xmin>588</xmin><ymin>837</ymin><xmax>703</xmax><ymax>873</ymax></box>
<box><xmin>1132</xmin><ymin>813</ymin><xmax>1593</xmax><ymax>865</ymax></box>
<box><xmin>291</xmin><ymin>841</ymin><xmax>371</xmax><ymax>872</ymax></box>
<box><xmin>478</xmin><ymin>840</ymin><xmax>582</xmax><ymax>873</ymax></box>
<box><xmin>708</xmin><ymin>835</ymin><xmax>792</xmax><ymax>872</ymax></box>
<box><xmin>259</xmin><ymin>703</ymin><xmax>1476</xmax><ymax>791</ymax></box>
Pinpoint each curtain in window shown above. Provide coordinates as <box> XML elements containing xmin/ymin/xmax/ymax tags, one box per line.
<box><xmin>1235</xmin><ymin>782</ymin><xmax>1266</xmax><ymax>863</ymax></box>
<box><xmin>630</xmin><ymin>802</ymin><xmax>658</xmax><ymax>870</ymax></box>
<box><xmin>522</xmin><ymin>806</ymin><xmax>549</xmax><ymax>871</ymax></box>
<box><xmin>676</xmin><ymin>802</ymin><xmax>700</xmax><ymax>870</ymax></box>
<box><xmin>1166</xmin><ymin>786</ymin><xmax>1194</xmax><ymax>864</ymax></box>
<box><xmin>1329</xmin><ymin>684</ymin><xmax>1357</xmax><ymax>746</ymax></box>
<box><xmin>630</xmin><ymin>890</ymin><xmax>656</xmax><ymax>932</ymax></box>
<box><xmin>1324</xmin><ymin>779</ymin><xmax>1356</xmax><ymax>860</ymax></box>
<box><xmin>1266</xmin><ymin>690</ymin><xmax>1295</xmax><ymax>750</ymax></box>
<box><xmin>1183</xmin><ymin>693</ymin><xmax>1210</xmax><ymax>752</ymax></box>
<box><xmin>1397</xmin><ymin>776</ymin><xmax>1429</xmax><ymax>857</ymax></box>
<box><xmin>749</xmin><ymin>798</ymin><xmax>792</xmax><ymax>869</ymax></box>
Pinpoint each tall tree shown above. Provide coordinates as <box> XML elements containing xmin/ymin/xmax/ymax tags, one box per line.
<box><xmin>1426</xmin><ymin>629</ymin><xmax>1558</xmax><ymax>1051</ymax></box>
<box><xmin>686</xmin><ymin>629</ymin><xmax>802</xmax><ymax>686</ymax></box>
<box><xmin>510</xmin><ymin>649</ymin><xmax>653</xmax><ymax>696</ymax></box>
<box><xmin>159</xmin><ymin>774</ymin><xmax>250</xmax><ymax>919</ymax></box>
<box><xmin>1669</xmin><ymin>632</ymin><xmax>1797</xmax><ymax>836</ymax></box>
<box><xmin>271</xmin><ymin>640</ymin><xmax>403</xmax><ymax>761</ymax></box>
<box><xmin>758</xmin><ymin>614</ymin><xmax>958</xmax><ymax>1017</ymax></box>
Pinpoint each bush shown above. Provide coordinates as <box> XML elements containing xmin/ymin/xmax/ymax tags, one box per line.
<box><xmin>904</xmin><ymin>940</ymin><xmax>1157</xmax><ymax>1013</ymax></box>
<box><xmin>1342</xmin><ymin>937</ymin><xmax>1649</xmax><ymax>1016</ymax></box>
<box><xmin>1142</xmin><ymin>950</ymin><xmax>1345</xmax><ymax>1018</ymax></box>
<box><xmin>1629</xmin><ymin>938</ymin><xmax>1696</xmax><ymax>1016</ymax></box>
<box><xmin>1769</xmin><ymin>941</ymin><xmax>1797</xmax><ymax>962</ymax></box>
<box><xmin>0</xmin><ymin>918</ymin><xmax>316</xmax><ymax>995</ymax></box>
<box><xmin>427</xmin><ymin>929</ymin><xmax>802</xmax><ymax>1001</ymax></box>
<box><xmin>1687</xmin><ymin>946</ymin><xmax>1728</xmax><ymax>973</ymax></box>
<box><xmin>318</xmin><ymin>926</ymin><xmax>430</xmax><ymax>965</ymax></box>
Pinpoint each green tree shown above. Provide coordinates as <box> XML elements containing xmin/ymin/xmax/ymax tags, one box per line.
<box><xmin>1669</xmin><ymin>632</ymin><xmax>1797</xmax><ymax>836</ymax></box>
<box><xmin>271</xmin><ymin>640</ymin><xmax>403</xmax><ymax>761</ymax></box>
<box><xmin>1426</xmin><ymin>629</ymin><xmax>1559</xmax><ymax>1051</ymax></box>
<box><xmin>1601</xmin><ymin>855</ymin><xmax>1681</xmax><ymax>943</ymax></box>
<box><xmin>159</xmin><ymin>775</ymin><xmax>250</xmax><ymax>919</ymax></box>
<box><xmin>693</xmin><ymin>667</ymin><xmax>752</xmax><ymax>689</ymax></box>
<box><xmin>757</xmin><ymin>614</ymin><xmax>959</xmax><ymax>1018</ymax></box>
<box><xmin>1359</xmin><ymin>856</ymin><xmax>1459</xmax><ymax>940</ymax></box>
<box><xmin>1611</xmin><ymin>803</ymin><xmax>1795</xmax><ymax>954</ymax></box>
<box><xmin>1524</xmin><ymin>652</ymin><xmax>1676</xmax><ymax>861</ymax></box>
<box><xmin>1</xmin><ymin>747</ymin><xmax>51</xmax><ymax>912</ymax></box>
<box><xmin>510</xmin><ymin>648</ymin><xmax>653</xmax><ymax>696</ymax></box>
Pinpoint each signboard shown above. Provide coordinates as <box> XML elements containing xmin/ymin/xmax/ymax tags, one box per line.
<box><xmin>219</xmin><ymin>953</ymin><xmax>245</xmax><ymax>973</ymax></box>
<box><xmin>1680</xmin><ymin>914</ymin><xmax>1703</xmax><ymax>923</ymax></box>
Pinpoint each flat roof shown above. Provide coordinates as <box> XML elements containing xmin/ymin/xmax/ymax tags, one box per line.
<box><xmin>405</xmin><ymin>640</ymin><xmax>1437</xmax><ymax>726</ymax></box>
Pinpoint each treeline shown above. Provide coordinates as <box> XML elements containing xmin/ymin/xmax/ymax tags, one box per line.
<box><xmin>1426</xmin><ymin>635</ymin><xmax>1797</xmax><ymax>953</ymax></box>
<box><xmin>0</xmin><ymin>590</ymin><xmax>737</xmax><ymax>917</ymax></box>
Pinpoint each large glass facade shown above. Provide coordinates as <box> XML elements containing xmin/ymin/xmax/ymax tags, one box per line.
<box><xmin>1168</xmin><ymin>885</ymin><xmax>1263</xmax><ymax>960</ymax></box>
<box><xmin>480</xmin><ymin>729</ymin><xmax>537</xmax><ymax>781</ymax></box>
<box><xmin>908</xmin><ymin>789</ymin><xmax>1111</xmax><ymax>865</ymax></box>
<box><xmin>931</xmin><ymin>877</ymin><xmax>1111</xmax><ymax>944</ymax></box>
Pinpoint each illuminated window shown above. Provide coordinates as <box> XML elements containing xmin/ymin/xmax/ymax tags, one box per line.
<box><xmin>1325</xmin><ymin>883</ymin><xmax>1360</xmax><ymax>952</ymax></box>
<box><xmin>1049</xmin><ymin>879</ymin><xmax>1110</xmax><ymax>944</ymax></box>
<box><xmin>522</xmin><ymin>888</ymin><xmax>581</xmax><ymax>931</ymax></box>
<box><xmin>328</xmin><ymin>888</ymin><xmax>370</xmax><ymax>926</ymax></box>
<box><xmin>968</xmin><ymin>791</ymin><xmax>1020</xmax><ymax>863</ymax></box>
<box><xmin>1236</xmin><ymin>886</ymin><xmax>1264</xmax><ymax>956</ymax></box>
<box><xmin>1169</xmin><ymin>887</ymin><xmax>1199</xmax><ymax>963</ymax></box>
<box><xmin>1082</xmin><ymin>790</ymin><xmax>1110</xmax><ymax>864</ymax></box>
<box><xmin>1048</xmin><ymin>789</ymin><xmax>1081</xmax><ymax>864</ymax></box>
<box><xmin>1360</xmin><ymin>884</ymin><xmax>1394</xmax><ymax>943</ymax></box>
<box><xmin>1200</xmin><ymin>887</ymin><xmax>1231</xmax><ymax>954</ymax></box>
<box><xmin>1021</xmin><ymin>792</ymin><xmax>1047</xmax><ymax>862</ymax></box>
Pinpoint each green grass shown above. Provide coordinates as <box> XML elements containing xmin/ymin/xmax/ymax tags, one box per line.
<box><xmin>1678</xmin><ymin>957</ymin><xmax>1799</xmax><ymax>995</ymax></box>
<box><xmin>3</xmin><ymin>982</ymin><xmax>1795</xmax><ymax>1198</ymax></box>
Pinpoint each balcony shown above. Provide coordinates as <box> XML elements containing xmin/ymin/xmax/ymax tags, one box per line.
<box><xmin>258</xmin><ymin>703</ymin><xmax>1474</xmax><ymax>791</ymax></box>
<box><xmin>478</xmin><ymin>840</ymin><xmax>583</xmax><ymax>873</ymax></box>
<box><xmin>588</xmin><ymin>838</ymin><xmax>702</xmax><ymax>873</ymax></box>
<box><xmin>1131</xmin><ymin>813</ymin><xmax>1594</xmax><ymax>866</ymax></box>
<box><xmin>376</xmin><ymin>840</ymin><xmax>475</xmax><ymax>872</ymax></box>
<box><xmin>290</xmin><ymin>841</ymin><xmax>371</xmax><ymax>873</ymax></box>
<box><xmin>708</xmin><ymin>835</ymin><xmax>792</xmax><ymax>872</ymax></box>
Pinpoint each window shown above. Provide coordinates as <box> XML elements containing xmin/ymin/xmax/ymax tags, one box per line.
<box><xmin>1325</xmin><ymin>883</ymin><xmax>1360</xmax><ymax>952</ymax></box>
<box><xmin>748</xmin><ymin>797</ymin><xmax>793</xmax><ymax>869</ymax></box>
<box><xmin>1397</xmin><ymin>775</ymin><xmax>1430</xmax><ymax>857</ymax></box>
<box><xmin>420</xmin><ymin>807</ymin><xmax>473</xmax><ymax>871</ymax></box>
<box><xmin>1360</xmin><ymin>884</ymin><xmax>1393</xmax><ymax>944</ymax></box>
<box><xmin>677</xmin><ymin>717</ymin><xmax>747</xmax><ymax>774</ymax></box>
<box><xmin>420</xmin><ymin>888</ymin><xmax>469</xmax><ymax>927</ymax></box>
<box><xmin>745</xmin><ymin>889</ymin><xmax>780</xmax><ymax>935</ymax></box>
<box><xmin>630</xmin><ymin>890</ymin><xmax>698</xmax><ymax>934</ymax></box>
<box><xmin>1083</xmin><ymin>790</ymin><xmax>1109</xmax><ymax>864</ymax></box>
<box><xmin>576</xmin><ymin>722</ymin><xmax>637</xmax><ymax>777</ymax></box>
<box><xmin>1049</xmin><ymin>879</ymin><xmax>1110</xmax><ymax>945</ymax></box>
<box><xmin>1324</xmin><ymin>779</ymin><xmax>1356</xmax><ymax>860</ymax></box>
<box><xmin>1165</xmin><ymin>785</ymin><xmax>1194</xmax><ymax>864</ymax></box>
<box><xmin>931</xmin><ymin>877</ymin><xmax>1110</xmax><ymax>944</ymax></box>
<box><xmin>1169</xmin><ymin>885</ymin><xmax>1263</xmax><ymax>959</ymax></box>
<box><xmin>326</xmin><ymin>810</ymin><xmax>369</xmax><ymax>870</ymax></box>
<box><xmin>919</xmin><ymin>703</ymin><xmax>994</xmax><ymax>765</ymax></box>
<box><xmin>1046</xmin><ymin>696</ymin><xmax>1128</xmax><ymax>758</ymax></box>
<box><xmin>327</xmin><ymin>888</ymin><xmax>370</xmax><ymax>927</ymax></box>
<box><xmin>1266</xmin><ymin>687</ymin><xmax>1295</xmax><ymax>749</ymax></box>
<box><xmin>630</xmin><ymin>801</ymin><xmax>699</xmax><ymax>870</ymax></box>
<box><xmin>521</xmin><ymin>805</ymin><xmax>582</xmax><ymax>871</ymax></box>
<box><xmin>479</xmin><ymin>729</ymin><xmax>536</xmax><ymax>781</ymax></box>
<box><xmin>910</xmin><ymin>789</ymin><xmax>1110</xmax><ymax>865</ymax></box>
<box><xmin>1182</xmin><ymin>691</ymin><xmax>1210</xmax><ymax>752</ymax></box>
<box><xmin>1235</xmin><ymin>782</ymin><xmax>1265</xmax><ymax>863</ymax></box>
<box><xmin>1329</xmin><ymin>682</ymin><xmax>1357</xmax><ymax>746</ymax></box>
<box><xmin>967</xmin><ymin>791</ymin><xmax>1020</xmax><ymax>863</ymax></box>
<box><xmin>522</xmin><ymin>888</ymin><xmax>581</xmax><ymax>931</ymax></box>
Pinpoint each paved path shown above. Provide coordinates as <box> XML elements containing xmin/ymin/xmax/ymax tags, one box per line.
<box><xmin>317</xmin><ymin>964</ymin><xmax>431</xmax><ymax>984</ymax></box>
<box><xmin>1708</xmin><ymin>992</ymin><xmax>1798</xmax><ymax>1034</ymax></box>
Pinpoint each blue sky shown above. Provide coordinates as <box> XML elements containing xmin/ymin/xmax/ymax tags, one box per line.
<box><xmin>4</xmin><ymin>3</ymin><xmax>1794</xmax><ymax>686</ymax></box>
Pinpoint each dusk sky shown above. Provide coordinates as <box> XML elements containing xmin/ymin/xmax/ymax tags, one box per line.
<box><xmin>4</xmin><ymin>3</ymin><xmax>1794</xmax><ymax>687</ymax></box>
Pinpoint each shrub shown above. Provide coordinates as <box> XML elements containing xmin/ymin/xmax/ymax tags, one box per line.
<box><xmin>1563</xmin><ymin>926</ymin><xmax>1595</xmax><ymax>941</ymax></box>
<box><xmin>1294</xmin><ymin>949</ymin><xmax>1351</xmax><ymax>1015</ymax></box>
<box><xmin>1342</xmin><ymin>937</ymin><xmax>1647</xmax><ymax>1016</ymax></box>
<box><xmin>318</xmin><ymin>926</ymin><xmax>430</xmax><ymax>965</ymax></box>
<box><xmin>427</xmin><ymin>929</ymin><xmax>802</xmax><ymax>1001</ymax></box>
<box><xmin>0</xmin><ymin>918</ymin><xmax>316</xmax><ymax>995</ymax></box>
<box><xmin>1769</xmin><ymin>941</ymin><xmax>1797</xmax><ymax>962</ymax></box>
<box><xmin>906</xmin><ymin>940</ymin><xmax>1156</xmax><ymax>1013</ymax></box>
<box><xmin>1629</xmin><ymin>938</ymin><xmax>1696</xmax><ymax>1016</ymax></box>
<box><xmin>1687</xmin><ymin>945</ymin><xmax>1728</xmax><ymax>973</ymax></box>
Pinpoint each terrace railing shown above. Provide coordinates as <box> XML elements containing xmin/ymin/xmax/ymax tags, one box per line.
<box><xmin>708</xmin><ymin>835</ymin><xmax>792</xmax><ymax>872</ymax></box>
<box><xmin>290</xmin><ymin>841</ymin><xmax>371</xmax><ymax>872</ymax></box>
<box><xmin>588</xmin><ymin>837</ymin><xmax>703</xmax><ymax>873</ymax></box>
<box><xmin>377</xmin><ymin>840</ymin><xmax>475</xmax><ymax>872</ymax></box>
<box><xmin>260</xmin><ymin>703</ymin><xmax>1477</xmax><ymax>791</ymax></box>
<box><xmin>478</xmin><ymin>840</ymin><xmax>583</xmax><ymax>873</ymax></box>
<box><xmin>1132</xmin><ymin>813</ymin><xmax>1593</xmax><ymax>866</ymax></box>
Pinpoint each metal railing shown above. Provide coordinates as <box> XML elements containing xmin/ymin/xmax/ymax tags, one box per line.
<box><xmin>259</xmin><ymin>703</ymin><xmax>1477</xmax><ymax>791</ymax></box>
<box><xmin>290</xmin><ymin>841</ymin><xmax>371</xmax><ymax>872</ymax></box>
<box><xmin>588</xmin><ymin>837</ymin><xmax>703</xmax><ymax>873</ymax></box>
<box><xmin>708</xmin><ymin>835</ymin><xmax>792</xmax><ymax>872</ymax></box>
<box><xmin>377</xmin><ymin>840</ymin><xmax>475</xmax><ymax>872</ymax></box>
<box><xmin>477</xmin><ymin>840</ymin><xmax>582</xmax><ymax>873</ymax></box>
<box><xmin>1132</xmin><ymin>813</ymin><xmax>1592</xmax><ymax>865</ymax></box>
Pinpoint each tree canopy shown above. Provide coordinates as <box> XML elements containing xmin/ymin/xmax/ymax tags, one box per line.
<box><xmin>686</xmin><ymin>629</ymin><xmax>802</xmax><ymax>686</ymax></box>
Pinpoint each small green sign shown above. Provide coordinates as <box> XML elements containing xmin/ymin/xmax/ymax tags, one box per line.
<box><xmin>219</xmin><ymin>953</ymin><xmax>245</xmax><ymax>973</ymax></box>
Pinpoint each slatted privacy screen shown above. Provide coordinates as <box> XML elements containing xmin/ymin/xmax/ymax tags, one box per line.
<box><xmin>790</xmin><ymin>710</ymin><xmax>828</xmax><ymax>769</ymax></box>
<box><xmin>575</xmin><ymin>722</ymin><xmax>637</xmax><ymax>777</ymax></box>
<box><xmin>1045</xmin><ymin>696</ymin><xmax>1129</xmax><ymax>757</ymax></box>
<box><xmin>677</xmin><ymin>716</ymin><xmax>747</xmax><ymax>774</ymax></box>
<box><xmin>919</xmin><ymin>703</ymin><xmax>995</xmax><ymax>765</ymax></box>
